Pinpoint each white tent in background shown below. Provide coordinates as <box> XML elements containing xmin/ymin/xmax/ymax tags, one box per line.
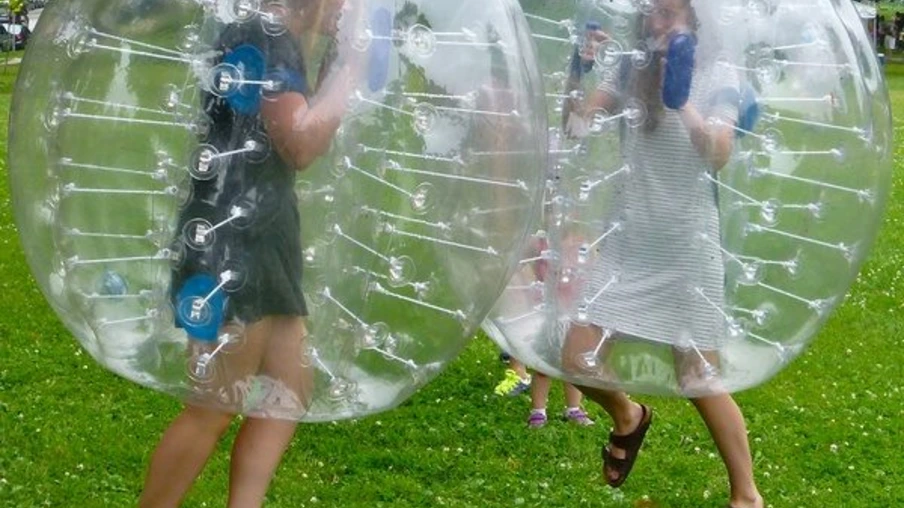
<box><xmin>853</xmin><ymin>1</ymin><xmax>877</xmax><ymax>20</ymax></box>
<box><xmin>853</xmin><ymin>0</ymin><xmax>878</xmax><ymax>48</ymax></box>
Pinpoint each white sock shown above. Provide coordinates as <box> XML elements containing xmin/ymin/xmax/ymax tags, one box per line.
<box><xmin>531</xmin><ymin>408</ymin><xmax>546</xmax><ymax>417</ymax></box>
<box><xmin>565</xmin><ymin>407</ymin><xmax>580</xmax><ymax>414</ymax></box>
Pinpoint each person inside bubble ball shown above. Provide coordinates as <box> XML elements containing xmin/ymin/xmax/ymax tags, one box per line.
<box><xmin>560</xmin><ymin>1</ymin><xmax>763</xmax><ymax>507</ymax></box>
<box><xmin>139</xmin><ymin>0</ymin><xmax>362</xmax><ymax>506</ymax></box>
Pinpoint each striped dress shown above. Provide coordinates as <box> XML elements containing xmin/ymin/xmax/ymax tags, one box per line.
<box><xmin>585</xmin><ymin>60</ymin><xmax>739</xmax><ymax>351</ymax></box>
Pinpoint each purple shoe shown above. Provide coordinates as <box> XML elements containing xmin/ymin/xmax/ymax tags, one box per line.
<box><xmin>563</xmin><ymin>408</ymin><xmax>595</xmax><ymax>426</ymax></box>
<box><xmin>527</xmin><ymin>411</ymin><xmax>548</xmax><ymax>428</ymax></box>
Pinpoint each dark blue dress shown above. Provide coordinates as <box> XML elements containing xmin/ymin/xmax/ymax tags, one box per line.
<box><xmin>171</xmin><ymin>23</ymin><xmax>310</xmax><ymax>340</ymax></box>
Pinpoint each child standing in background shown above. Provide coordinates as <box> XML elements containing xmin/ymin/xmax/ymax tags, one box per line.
<box><xmin>494</xmin><ymin>352</ymin><xmax>594</xmax><ymax>428</ymax></box>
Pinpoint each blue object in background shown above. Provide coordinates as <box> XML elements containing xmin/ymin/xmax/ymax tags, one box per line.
<box><xmin>175</xmin><ymin>274</ymin><xmax>227</xmax><ymax>342</ymax></box>
<box><xmin>222</xmin><ymin>43</ymin><xmax>267</xmax><ymax>115</ymax></box>
<box><xmin>99</xmin><ymin>270</ymin><xmax>129</xmax><ymax>296</ymax></box>
<box><xmin>368</xmin><ymin>7</ymin><xmax>393</xmax><ymax>92</ymax></box>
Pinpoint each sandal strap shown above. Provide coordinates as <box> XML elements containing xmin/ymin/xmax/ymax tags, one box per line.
<box><xmin>603</xmin><ymin>449</ymin><xmax>631</xmax><ymax>470</ymax></box>
<box><xmin>608</xmin><ymin>405</ymin><xmax>650</xmax><ymax>450</ymax></box>
<box><xmin>608</xmin><ymin>431</ymin><xmax>639</xmax><ymax>450</ymax></box>
<box><xmin>600</xmin><ymin>404</ymin><xmax>653</xmax><ymax>488</ymax></box>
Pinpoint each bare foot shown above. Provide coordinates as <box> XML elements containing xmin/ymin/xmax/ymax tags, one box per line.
<box><xmin>728</xmin><ymin>494</ymin><xmax>764</xmax><ymax>508</ymax></box>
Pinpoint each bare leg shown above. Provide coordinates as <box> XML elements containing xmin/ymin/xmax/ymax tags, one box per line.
<box><xmin>138</xmin><ymin>406</ymin><xmax>235</xmax><ymax>508</ymax></box>
<box><xmin>227</xmin><ymin>316</ymin><xmax>311</xmax><ymax>508</ymax></box>
<box><xmin>530</xmin><ymin>372</ymin><xmax>553</xmax><ymax>411</ymax></box>
<box><xmin>139</xmin><ymin>318</ymin><xmax>274</xmax><ymax>507</ymax></box>
<box><xmin>563</xmin><ymin>324</ymin><xmax>645</xmax><ymax>483</ymax></box>
<box><xmin>563</xmin><ymin>382</ymin><xmax>584</xmax><ymax>409</ymax></box>
<box><xmin>690</xmin><ymin>396</ymin><xmax>762</xmax><ymax>507</ymax></box>
<box><xmin>675</xmin><ymin>349</ymin><xmax>762</xmax><ymax>508</ymax></box>
<box><xmin>509</xmin><ymin>358</ymin><xmax>529</xmax><ymax>380</ymax></box>
<box><xmin>227</xmin><ymin>417</ymin><xmax>298</xmax><ymax>508</ymax></box>
<box><xmin>563</xmin><ymin>324</ymin><xmax>640</xmax><ymax>430</ymax></box>
<box><xmin>576</xmin><ymin>384</ymin><xmax>642</xmax><ymax>435</ymax></box>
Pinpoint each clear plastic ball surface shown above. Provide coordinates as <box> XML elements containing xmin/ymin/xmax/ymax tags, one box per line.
<box><xmin>485</xmin><ymin>0</ymin><xmax>892</xmax><ymax>396</ymax></box>
<box><xmin>8</xmin><ymin>0</ymin><xmax>547</xmax><ymax>420</ymax></box>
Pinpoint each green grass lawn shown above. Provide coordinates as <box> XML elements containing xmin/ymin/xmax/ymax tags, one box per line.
<box><xmin>1</xmin><ymin>60</ymin><xmax>903</xmax><ymax>507</ymax></box>
<box><xmin>879</xmin><ymin>4</ymin><xmax>904</xmax><ymax>18</ymax></box>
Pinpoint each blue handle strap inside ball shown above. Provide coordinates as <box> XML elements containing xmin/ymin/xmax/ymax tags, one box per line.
<box><xmin>221</xmin><ymin>43</ymin><xmax>311</xmax><ymax>114</ymax></box>
<box><xmin>175</xmin><ymin>273</ymin><xmax>227</xmax><ymax>342</ymax></box>
<box><xmin>736</xmin><ymin>85</ymin><xmax>761</xmax><ymax>137</ymax></box>
<box><xmin>222</xmin><ymin>43</ymin><xmax>268</xmax><ymax>115</ymax></box>
<box><xmin>708</xmin><ymin>84</ymin><xmax>761</xmax><ymax>138</ymax></box>
<box><xmin>662</xmin><ymin>32</ymin><xmax>697</xmax><ymax>110</ymax></box>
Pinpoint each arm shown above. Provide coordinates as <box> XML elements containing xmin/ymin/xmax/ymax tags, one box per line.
<box><xmin>661</xmin><ymin>34</ymin><xmax>735</xmax><ymax>170</ymax></box>
<box><xmin>561</xmin><ymin>29</ymin><xmax>619</xmax><ymax>136</ymax></box>
<box><xmin>677</xmin><ymin>104</ymin><xmax>734</xmax><ymax>170</ymax></box>
<box><xmin>260</xmin><ymin>1</ymin><xmax>369</xmax><ymax>173</ymax></box>
<box><xmin>563</xmin><ymin>87</ymin><xmax>618</xmax><ymax>134</ymax></box>
<box><xmin>260</xmin><ymin>63</ymin><xmax>356</xmax><ymax>171</ymax></box>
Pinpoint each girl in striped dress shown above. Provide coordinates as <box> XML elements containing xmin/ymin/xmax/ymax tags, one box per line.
<box><xmin>560</xmin><ymin>2</ymin><xmax>763</xmax><ymax>507</ymax></box>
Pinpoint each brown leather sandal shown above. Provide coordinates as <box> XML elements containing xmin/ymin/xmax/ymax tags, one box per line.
<box><xmin>602</xmin><ymin>404</ymin><xmax>653</xmax><ymax>488</ymax></box>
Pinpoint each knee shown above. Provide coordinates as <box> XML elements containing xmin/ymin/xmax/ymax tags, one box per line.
<box><xmin>672</xmin><ymin>346</ymin><xmax>726</xmax><ymax>397</ymax></box>
<box><xmin>677</xmin><ymin>366</ymin><xmax>724</xmax><ymax>398</ymax></box>
<box><xmin>561</xmin><ymin>348</ymin><xmax>587</xmax><ymax>375</ymax></box>
<box><xmin>183</xmin><ymin>405</ymin><xmax>235</xmax><ymax>437</ymax></box>
<box><xmin>561</xmin><ymin>325</ymin><xmax>603</xmax><ymax>375</ymax></box>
